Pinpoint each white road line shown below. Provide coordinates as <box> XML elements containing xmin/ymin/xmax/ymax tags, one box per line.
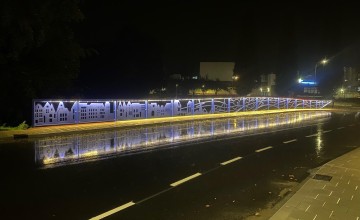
<box><xmin>170</xmin><ymin>173</ymin><xmax>202</xmax><ymax>187</ymax></box>
<box><xmin>348</xmin><ymin>180</ymin><xmax>351</xmax><ymax>185</ymax></box>
<box><xmin>283</xmin><ymin>139</ymin><xmax>297</xmax><ymax>144</ymax></box>
<box><xmin>335</xmin><ymin>182</ymin><xmax>339</xmax><ymax>187</ymax></box>
<box><xmin>323</xmin><ymin>130</ymin><xmax>332</xmax><ymax>133</ymax></box>
<box><xmin>322</xmin><ymin>201</ymin><xmax>326</xmax><ymax>207</ymax></box>
<box><xmin>355</xmin><ymin>185</ymin><xmax>358</xmax><ymax>190</ymax></box>
<box><xmin>220</xmin><ymin>157</ymin><xmax>242</xmax><ymax>165</ymax></box>
<box><xmin>305</xmin><ymin>205</ymin><xmax>311</xmax><ymax>212</ymax></box>
<box><xmin>329</xmin><ymin>191</ymin><xmax>333</xmax><ymax>196</ymax></box>
<box><xmin>337</xmin><ymin>198</ymin><xmax>340</xmax><ymax>204</ymax></box>
<box><xmin>329</xmin><ymin>210</ymin><xmax>334</xmax><ymax>218</ymax></box>
<box><xmin>255</xmin><ymin>146</ymin><xmax>273</xmax><ymax>153</ymax></box>
<box><xmin>313</xmin><ymin>214</ymin><xmax>317</xmax><ymax>220</ymax></box>
<box><xmin>305</xmin><ymin>134</ymin><xmax>317</xmax><ymax>138</ymax></box>
<box><xmin>322</xmin><ymin>184</ymin><xmax>326</xmax><ymax>189</ymax></box>
<box><xmin>89</xmin><ymin>201</ymin><xmax>135</xmax><ymax>220</ymax></box>
<box><xmin>357</xmin><ymin>216</ymin><xmax>359</xmax><ymax>220</ymax></box>
<box><xmin>314</xmin><ymin>194</ymin><xmax>319</xmax><ymax>199</ymax></box>
<box><xmin>337</xmin><ymin>127</ymin><xmax>345</xmax><ymax>130</ymax></box>
<box><xmin>351</xmin><ymin>195</ymin><xmax>354</xmax><ymax>200</ymax></box>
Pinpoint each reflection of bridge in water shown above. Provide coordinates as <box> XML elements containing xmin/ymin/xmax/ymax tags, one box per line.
<box><xmin>35</xmin><ymin>111</ymin><xmax>331</xmax><ymax>167</ymax></box>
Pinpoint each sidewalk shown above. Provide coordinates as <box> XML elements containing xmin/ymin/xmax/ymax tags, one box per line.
<box><xmin>0</xmin><ymin>109</ymin><xmax>331</xmax><ymax>140</ymax></box>
<box><xmin>270</xmin><ymin>147</ymin><xmax>360</xmax><ymax>220</ymax></box>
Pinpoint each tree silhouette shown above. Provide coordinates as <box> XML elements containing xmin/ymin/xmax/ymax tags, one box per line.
<box><xmin>0</xmin><ymin>0</ymin><xmax>84</xmax><ymax>125</ymax></box>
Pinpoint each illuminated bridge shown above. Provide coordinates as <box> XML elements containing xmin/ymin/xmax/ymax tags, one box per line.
<box><xmin>33</xmin><ymin>97</ymin><xmax>332</xmax><ymax>127</ymax></box>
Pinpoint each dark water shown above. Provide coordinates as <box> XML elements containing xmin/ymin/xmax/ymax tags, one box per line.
<box><xmin>1</xmin><ymin>111</ymin><xmax>359</xmax><ymax>220</ymax></box>
<box><xmin>33</xmin><ymin>111</ymin><xmax>330</xmax><ymax>168</ymax></box>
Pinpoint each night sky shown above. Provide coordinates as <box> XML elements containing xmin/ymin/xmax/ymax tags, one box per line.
<box><xmin>76</xmin><ymin>1</ymin><xmax>360</xmax><ymax>98</ymax></box>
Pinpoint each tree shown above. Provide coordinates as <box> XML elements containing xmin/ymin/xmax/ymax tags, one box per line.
<box><xmin>0</xmin><ymin>0</ymin><xmax>84</xmax><ymax>125</ymax></box>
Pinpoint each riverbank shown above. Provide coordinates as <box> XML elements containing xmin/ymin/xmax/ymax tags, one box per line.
<box><xmin>0</xmin><ymin>109</ymin><xmax>336</xmax><ymax>141</ymax></box>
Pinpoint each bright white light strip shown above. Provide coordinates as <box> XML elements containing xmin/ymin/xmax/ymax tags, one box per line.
<box><xmin>283</xmin><ymin>139</ymin><xmax>297</xmax><ymax>144</ymax></box>
<box><xmin>306</xmin><ymin>134</ymin><xmax>317</xmax><ymax>138</ymax></box>
<box><xmin>220</xmin><ymin>157</ymin><xmax>242</xmax><ymax>165</ymax></box>
<box><xmin>89</xmin><ymin>201</ymin><xmax>135</xmax><ymax>220</ymax></box>
<box><xmin>170</xmin><ymin>173</ymin><xmax>202</xmax><ymax>187</ymax></box>
<box><xmin>323</xmin><ymin>130</ymin><xmax>332</xmax><ymax>133</ymax></box>
<box><xmin>255</xmin><ymin>146</ymin><xmax>273</xmax><ymax>153</ymax></box>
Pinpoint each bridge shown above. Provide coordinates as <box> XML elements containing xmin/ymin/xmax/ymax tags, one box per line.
<box><xmin>33</xmin><ymin>97</ymin><xmax>332</xmax><ymax>127</ymax></box>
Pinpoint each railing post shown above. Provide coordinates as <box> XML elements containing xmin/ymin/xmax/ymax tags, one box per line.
<box><xmin>286</xmin><ymin>98</ymin><xmax>289</xmax><ymax>109</ymax></box>
<box><xmin>228</xmin><ymin>98</ymin><xmax>231</xmax><ymax>113</ymax></box>
<box><xmin>255</xmin><ymin>97</ymin><xmax>258</xmax><ymax>110</ymax></box>
<box><xmin>32</xmin><ymin>100</ymin><xmax>35</xmax><ymax>127</ymax></box>
<box><xmin>114</xmin><ymin>101</ymin><xmax>117</xmax><ymax>121</ymax></box>
<box><xmin>267</xmin><ymin>97</ymin><xmax>270</xmax><ymax>110</ymax></box>
<box><xmin>211</xmin><ymin>98</ymin><xmax>215</xmax><ymax>113</ymax></box>
<box><xmin>76</xmin><ymin>101</ymin><xmax>80</xmax><ymax>124</ymax></box>
<box><xmin>294</xmin><ymin>99</ymin><xmax>297</xmax><ymax>109</ymax></box>
<box><xmin>171</xmin><ymin>99</ymin><xmax>174</xmax><ymax>116</ymax></box>
<box><xmin>145</xmin><ymin>100</ymin><xmax>148</xmax><ymax>118</ymax></box>
<box><xmin>192</xmin><ymin>99</ymin><xmax>194</xmax><ymax>115</ymax></box>
<box><xmin>302</xmin><ymin>100</ymin><xmax>305</xmax><ymax>109</ymax></box>
<box><xmin>243</xmin><ymin>97</ymin><xmax>246</xmax><ymax>111</ymax></box>
<box><xmin>277</xmin><ymin>98</ymin><xmax>280</xmax><ymax>109</ymax></box>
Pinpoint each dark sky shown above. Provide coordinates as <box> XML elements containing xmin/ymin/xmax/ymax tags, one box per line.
<box><xmin>76</xmin><ymin>1</ymin><xmax>360</xmax><ymax>97</ymax></box>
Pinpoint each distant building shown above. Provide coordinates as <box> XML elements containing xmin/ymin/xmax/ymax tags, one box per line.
<box><xmin>343</xmin><ymin>67</ymin><xmax>360</xmax><ymax>93</ymax></box>
<box><xmin>251</xmin><ymin>73</ymin><xmax>276</xmax><ymax>96</ymax></box>
<box><xmin>335</xmin><ymin>67</ymin><xmax>360</xmax><ymax>98</ymax></box>
<box><xmin>199</xmin><ymin>62</ymin><xmax>235</xmax><ymax>81</ymax></box>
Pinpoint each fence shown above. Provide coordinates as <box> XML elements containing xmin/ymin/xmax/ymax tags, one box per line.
<box><xmin>33</xmin><ymin>97</ymin><xmax>332</xmax><ymax>127</ymax></box>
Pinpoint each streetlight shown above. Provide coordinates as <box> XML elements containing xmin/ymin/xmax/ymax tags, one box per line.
<box><xmin>314</xmin><ymin>58</ymin><xmax>328</xmax><ymax>84</ymax></box>
<box><xmin>340</xmin><ymin>88</ymin><xmax>345</xmax><ymax>98</ymax></box>
<box><xmin>232</xmin><ymin>75</ymin><xmax>239</xmax><ymax>94</ymax></box>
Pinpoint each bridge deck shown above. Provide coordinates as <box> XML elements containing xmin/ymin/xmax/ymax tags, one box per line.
<box><xmin>1</xmin><ymin>109</ymin><xmax>332</xmax><ymax>140</ymax></box>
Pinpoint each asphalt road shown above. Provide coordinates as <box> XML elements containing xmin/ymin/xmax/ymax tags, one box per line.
<box><xmin>1</xmin><ymin>111</ymin><xmax>359</xmax><ymax>220</ymax></box>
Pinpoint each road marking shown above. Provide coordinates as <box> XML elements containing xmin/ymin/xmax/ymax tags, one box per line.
<box><xmin>89</xmin><ymin>201</ymin><xmax>135</xmax><ymax>220</ymax></box>
<box><xmin>357</xmin><ymin>217</ymin><xmax>359</xmax><ymax>220</ymax></box>
<box><xmin>323</xmin><ymin>130</ymin><xmax>332</xmax><ymax>133</ymax></box>
<box><xmin>355</xmin><ymin>185</ymin><xmax>358</xmax><ymax>190</ymax></box>
<box><xmin>170</xmin><ymin>173</ymin><xmax>202</xmax><ymax>187</ymax></box>
<box><xmin>255</xmin><ymin>146</ymin><xmax>273</xmax><ymax>153</ymax></box>
<box><xmin>337</xmin><ymin>198</ymin><xmax>340</xmax><ymax>204</ymax></box>
<box><xmin>351</xmin><ymin>195</ymin><xmax>354</xmax><ymax>200</ymax></box>
<box><xmin>322</xmin><ymin>184</ymin><xmax>326</xmax><ymax>189</ymax></box>
<box><xmin>348</xmin><ymin>180</ymin><xmax>351</xmax><ymax>184</ymax></box>
<box><xmin>329</xmin><ymin>191</ymin><xmax>333</xmax><ymax>196</ymax></box>
<box><xmin>283</xmin><ymin>139</ymin><xmax>297</xmax><ymax>144</ymax></box>
<box><xmin>314</xmin><ymin>194</ymin><xmax>319</xmax><ymax>199</ymax></box>
<box><xmin>220</xmin><ymin>157</ymin><xmax>242</xmax><ymax>165</ymax></box>
<box><xmin>329</xmin><ymin>210</ymin><xmax>334</xmax><ymax>218</ymax></box>
<box><xmin>322</xmin><ymin>201</ymin><xmax>326</xmax><ymax>207</ymax></box>
<box><xmin>337</xmin><ymin>127</ymin><xmax>345</xmax><ymax>130</ymax></box>
<box><xmin>335</xmin><ymin>182</ymin><xmax>339</xmax><ymax>187</ymax></box>
<box><xmin>305</xmin><ymin>205</ymin><xmax>311</xmax><ymax>212</ymax></box>
<box><xmin>313</xmin><ymin>214</ymin><xmax>317</xmax><ymax>220</ymax></box>
<box><xmin>305</xmin><ymin>134</ymin><xmax>317</xmax><ymax>138</ymax></box>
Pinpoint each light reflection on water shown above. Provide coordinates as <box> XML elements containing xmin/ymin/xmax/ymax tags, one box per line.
<box><xmin>35</xmin><ymin>111</ymin><xmax>331</xmax><ymax>167</ymax></box>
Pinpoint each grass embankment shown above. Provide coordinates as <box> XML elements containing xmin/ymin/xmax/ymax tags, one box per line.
<box><xmin>0</xmin><ymin>121</ymin><xmax>29</xmax><ymax>131</ymax></box>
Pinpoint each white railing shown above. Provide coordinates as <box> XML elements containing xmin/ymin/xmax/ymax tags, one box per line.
<box><xmin>32</xmin><ymin>97</ymin><xmax>332</xmax><ymax>126</ymax></box>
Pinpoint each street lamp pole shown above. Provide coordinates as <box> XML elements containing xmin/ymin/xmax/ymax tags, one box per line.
<box><xmin>314</xmin><ymin>58</ymin><xmax>328</xmax><ymax>84</ymax></box>
<box><xmin>314</xmin><ymin>63</ymin><xmax>318</xmax><ymax>84</ymax></box>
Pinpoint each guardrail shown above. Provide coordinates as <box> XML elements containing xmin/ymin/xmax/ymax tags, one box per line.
<box><xmin>33</xmin><ymin>97</ymin><xmax>332</xmax><ymax>127</ymax></box>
